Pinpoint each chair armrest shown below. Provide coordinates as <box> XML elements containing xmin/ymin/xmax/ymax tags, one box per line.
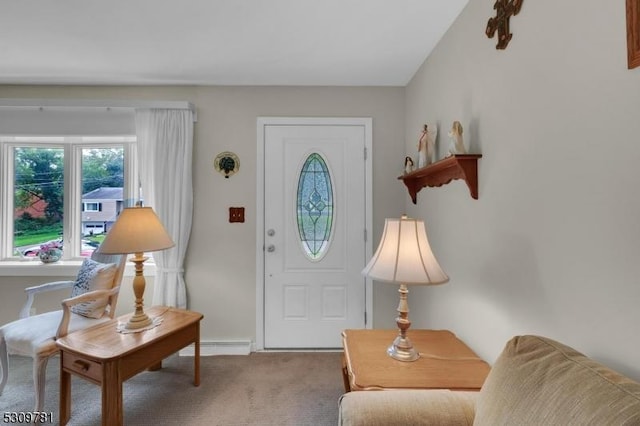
<box><xmin>19</xmin><ymin>280</ymin><xmax>75</xmax><ymax>319</ymax></box>
<box><xmin>338</xmin><ymin>390</ymin><xmax>478</xmax><ymax>426</ymax></box>
<box><xmin>56</xmin><ymin>286</ymin><xmax>120</xmax><ymax>338</ymax></box>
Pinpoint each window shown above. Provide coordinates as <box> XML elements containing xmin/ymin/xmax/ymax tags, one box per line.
<box><xmin>1</xmin><ymin>136</ymin><xmax>137</xmax><ymax>261</ymax></box>
<box><xmin>84</xmin><ymin>202</ymin><xmax>101</xmax><ymax>212</ymax></box>
<box><xmin>296</xmin><ymin>152</ymin><xmax>334</xmax><ymax>261</ymax></box>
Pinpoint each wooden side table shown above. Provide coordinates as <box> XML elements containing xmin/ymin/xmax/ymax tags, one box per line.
<box><xmin>56</xmin><ymin>306</ymin><xmax>203</xmax><ymax>426</ymax></box>
<box><xmin>342</xmin><ymin>329</ymin><xmax>490</xmax><ymax>391</ymax></box>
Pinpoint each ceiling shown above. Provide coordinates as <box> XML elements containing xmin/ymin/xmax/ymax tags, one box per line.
<box><xmin>0</xmin><ymin>0</ymin><xmax>468</xmax><ymax>87</ymax></box>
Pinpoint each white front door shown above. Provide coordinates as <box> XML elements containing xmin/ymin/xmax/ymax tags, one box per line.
<box><xmin>257</xmin><ymin>117</ymin><xmax>372</xmax><ymax>349</ymax></box>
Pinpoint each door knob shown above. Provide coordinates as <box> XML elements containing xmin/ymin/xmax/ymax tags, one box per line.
<box><xmin>267</xmin><ymin>244</ymin><xmax>276</xmax><ymax>252</ymax></box>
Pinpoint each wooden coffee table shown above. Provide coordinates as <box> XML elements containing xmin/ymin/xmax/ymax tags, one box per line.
<box><xmin>56</xmin><ymin>306</ymin><xmax>203</xmax><ymax>426</ymax></box>
<box><xmin>342</xmin><ymin>329</ymin><xmax>490</xmax><ymax>391</ymax></box>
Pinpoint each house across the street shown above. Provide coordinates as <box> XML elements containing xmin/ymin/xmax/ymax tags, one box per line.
<box><xmin>81</xmin><ymin>187</ymin><xmax>123</xmax><ymax>235</ymax></box>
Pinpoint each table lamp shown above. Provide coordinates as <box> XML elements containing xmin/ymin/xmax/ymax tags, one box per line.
<box><xmin>98</xmin><ymin>206</ymin><xmax>174</xmax><ymax>330</ymax></box>
<box><xmin>362</xmin><ymin>215</ymin><xmax>449</xmax><ymax>361</ymax></box>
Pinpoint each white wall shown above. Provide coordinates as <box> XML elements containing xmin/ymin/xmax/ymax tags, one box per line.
<box><xmin>404</xmin><ymin>0</ymin><xmax>640</xmax><ymax>380</ymax></box>
<box><xmin>0</xmin><ymin>85</ymin><xmax>405</xmax><ymax>341</ymax></box>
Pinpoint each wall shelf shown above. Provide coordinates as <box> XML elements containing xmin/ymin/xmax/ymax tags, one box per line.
<box><xmin>398</xmin><ymin>154</ymin><xmax>482</xmax><ymax>203</ymax></box>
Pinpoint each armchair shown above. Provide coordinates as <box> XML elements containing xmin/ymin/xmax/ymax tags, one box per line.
<box><xmin>0</xmin><ymin>252</ymin><xmax>126</xmax><ymax>411</ymax></box>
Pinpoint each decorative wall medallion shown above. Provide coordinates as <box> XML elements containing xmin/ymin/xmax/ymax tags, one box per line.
<box><xmin>214</xmin><ymin>151</ymin><xmax>240</xmax><ymax>178</ymax></box>
<box><xmin>486</xmin><ymin>0</ymin><xmax>524</xmax><ymax>50</ymax></box>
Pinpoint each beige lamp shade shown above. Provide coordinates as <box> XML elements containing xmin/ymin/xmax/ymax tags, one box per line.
<box><xmin>362</xmin><ymin>215</ymin><xmax>449</xmax><ymax>285</ymax></box>
<box><xmin>98</xmin><ymin>207</ymin><xmax>175</xmax><ymax>254</ymax></box>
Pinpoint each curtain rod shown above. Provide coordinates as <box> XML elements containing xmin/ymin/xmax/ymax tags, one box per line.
<box><xmin>0</xmin><ymin>98</ymin><xmax>195</xmax><ymax>112</ymax></box>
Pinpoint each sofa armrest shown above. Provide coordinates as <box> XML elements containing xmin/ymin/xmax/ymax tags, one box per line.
<box><xmin>338</xmin><ymin>390</ymin><xmax>478</xmax><ymax>426</ymax></box>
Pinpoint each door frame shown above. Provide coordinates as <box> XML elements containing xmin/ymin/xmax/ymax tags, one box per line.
<box><xmin>256</xmin><ymin>117</ymin><xmax>373</xmax><ymax>351</ymax></box>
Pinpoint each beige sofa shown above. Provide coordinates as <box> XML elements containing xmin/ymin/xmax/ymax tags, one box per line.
<box><xmin>338</xmin><ymin>335</ymin><xmax>640</xmax><ymax>425</ymax></box>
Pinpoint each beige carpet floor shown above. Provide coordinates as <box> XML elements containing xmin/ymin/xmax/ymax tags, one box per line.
<box><xmin>1</xmin><ymin>352</ymin><xmax>345</xmax><ymax>425</ymax></box>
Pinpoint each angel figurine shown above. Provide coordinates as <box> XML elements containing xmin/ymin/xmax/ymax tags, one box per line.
<box><xmin>417</xmin><ymin>124</ymin><xmax>437</xmax><ymax>168</ymax></box>
<box><xmin>404</xmin><ymin>156</ymin><xmax>415</xmax><ymax>174</ymax></box>
<box><xmin>446</xmin><ymin>121</ymin><xmax>466</xmax><ymax>157</ymax></box>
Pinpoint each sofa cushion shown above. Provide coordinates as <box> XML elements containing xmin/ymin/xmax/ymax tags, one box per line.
<box><xmin>339</xmin><ymin>389</ymin><xmax>477</xmax><ymax>426</ymax></box>
<box><xmin>474</xmin><ymin>335</ymin><xmax>640</xmax><ymax>425</ymax></box>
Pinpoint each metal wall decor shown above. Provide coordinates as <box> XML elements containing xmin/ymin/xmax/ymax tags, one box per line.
<box><xmin>486</xmin><ymin>0</ymin><xmax>524</xmax><ymax>50</ymax></box>
<box><xmin>214</xmin><ymin>151</ymin><xmax>240</xmax><ymax>178</ymax></box>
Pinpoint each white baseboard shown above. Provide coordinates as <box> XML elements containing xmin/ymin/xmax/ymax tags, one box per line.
<box><xmin>179</xmin><ymin>340</ymin><xmax>254</xmax><ymax>356</ymax></box>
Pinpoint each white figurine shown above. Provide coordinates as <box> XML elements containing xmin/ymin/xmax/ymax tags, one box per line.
<box><xmin>404</xmin><ymin>156</ymin><xmax>415</xmax><ymax>174</ymax></box>
<box><xmin>417</xmin><ymin>124</ymin><xmax>437</xmax><ymax>168</ymax></box>
<box><xmin>447</xmin><ymin>121</ymin><xmax>466</xmax><ymax>156</ymax></box>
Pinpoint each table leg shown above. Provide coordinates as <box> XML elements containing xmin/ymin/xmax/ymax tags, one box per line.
<box><xmin>148</xmin><ymin>361</ymin><xmax>162</xmax><ymax>371</ymax></box>
<box><xmin>341</xmin><ymin>354</ymin><xmax>351</xmax><ymax>392</ymax></box>
<box><xmin>59</xmin><ymin>358</ymin><xmax>71</xmax><ymax>425</ymax></box>
<box><xmin>102</xmin><ymin>361</ymin><xmax>123</xmax><ymax>426</ymax></box>
<box><xmin>194</xmin><ymin>323</ymin><xmax>200</xmax><ymax>387</ymax></box>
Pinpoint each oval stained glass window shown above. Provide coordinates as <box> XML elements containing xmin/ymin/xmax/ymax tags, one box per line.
<box><xmin>296</xmin><ymin>153</ymin><xmax>334</xmax><ymax>260</ymax></box>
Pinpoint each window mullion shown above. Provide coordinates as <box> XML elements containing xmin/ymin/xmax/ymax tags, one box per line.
<box><xmin>65</xmin><ymin>144</ymin><xmax>82</xmax><ymax>259</ymax></box>
<box><xmin>0</xmin><ymin>142</ymin><xmax>13</xmax><ymax>259</ymax></box>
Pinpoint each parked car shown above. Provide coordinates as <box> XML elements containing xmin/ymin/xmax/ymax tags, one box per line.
<box><xmin>21</xmin><ymin>245</ymin><xmax>41</xmax><ymax>257</ymax></box>
<box><xmin>21</xmin><ymin>239</ymin><xmax>99</xmax><ymax>257</ymax></box>
<box><xmin>81</xmin><ymin>240</ymin><xmax>98</xmax><ymax>257</ymax></box>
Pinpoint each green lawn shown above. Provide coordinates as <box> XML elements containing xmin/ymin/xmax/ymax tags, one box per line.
<box><xmin>14</xmin><ymin>229</ymin><xmax>62</xmax><ymax>248</ymax></box>
<box><xmin>14</xmin><ymin>227</ymin><xmax>105</xmax><ymax>250</ymax></box>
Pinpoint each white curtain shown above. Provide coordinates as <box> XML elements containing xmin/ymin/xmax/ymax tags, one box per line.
<box><xmin>135</xmin><ymin>109</ymin><xmax>194</xmax><ymax>309</ymax></box>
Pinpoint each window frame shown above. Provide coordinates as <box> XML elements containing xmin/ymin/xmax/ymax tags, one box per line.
<box><xmin>0</xmin><ymin>136</ymin><xmax>137</xmax><ymax>266</ymax></box>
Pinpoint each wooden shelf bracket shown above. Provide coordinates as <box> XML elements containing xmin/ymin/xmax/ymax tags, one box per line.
<box><xmin>398</xmin><ymin>154</ymin><xmax>482</xmax><ymax>204</ymax></box>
